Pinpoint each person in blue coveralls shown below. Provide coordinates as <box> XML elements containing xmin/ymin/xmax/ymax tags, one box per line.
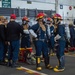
<box><xmin>53</xmin><ymin>14</ymin><xmax>66</xmax><ymax>72</ymax></box>
<box><xmin>21</xmin><ymin>16</ymin><xmax>34</xmax><ymax>64</ymax></box>
<box><xmin>46</xmin><ymin>17</ymin><xmax>55</xmax><ymax>55</ymax></box>
<box><xmin>29</xmin><ymin>13</ymin><xmax>53</xmax><ymax>71</ymax></box>
<box><xmin>21</xmin><ymin>16</ymin><xmax>30</xmax><ymax>48</ymax></box>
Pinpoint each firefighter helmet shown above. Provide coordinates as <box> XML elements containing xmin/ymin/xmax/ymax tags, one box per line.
<box><xmin>36</xmin><ymin>12</ymin><xmax>45</xmax><ymax>20</ymax></box>
<box><xmin>10</xmin><ymin>14</ymin><xmax>16</xmax><ymax>19</ymax></box>
<box><xmin>52</xmin><ymin>13</ymin><xmax>62</xmax><ymax>20</ymax></box>
<box><xmin>22</xmin><ymin>16</ymin><xmax>29</xmax><ymax>22</ymax></box>
<box><xmin>47</xmin><ymin>17</ymin><xmax>52</xmax><ymax>21</ymax></box>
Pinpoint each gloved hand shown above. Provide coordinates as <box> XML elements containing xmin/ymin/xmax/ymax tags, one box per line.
<box><xmin>54</xmin><ymin>34</ymin><xmax>61</xmax><ymax>42</ymax></box>
<box><xmin>23</xmin><ymin>29</ymin><xmax>29</xmax><ymax>34</ymax></box>
<box><xmin>54</xmin><ymin>37</ymin><xmax>57</xmax><ymax>42</ymax></box>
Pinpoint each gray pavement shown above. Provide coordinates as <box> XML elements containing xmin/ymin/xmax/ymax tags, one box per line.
<box><xmin>0</xmin><ymin>53</ymin><xmax>75</xmax><ymax>75</ymax></box>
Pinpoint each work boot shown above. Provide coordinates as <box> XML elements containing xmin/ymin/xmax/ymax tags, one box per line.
<box><xmin>54</xmin><ymin>56</ymin><xmax>65</xmax><ymax>72</ymax></box>
<box><xmin>44</xmin><ymin>57</ymin><xmax>53</xmax><ymax>69</ymax></box>
<box><xmin>36</xmin><ymin>57</ymin><xmax>42</xmax><ymax>71</ymax></box>
<box><xmin>46</xmin><ymin>64</ymin><xmax>53</xmax><ymax>69</ymax></box>
<box><xmin>54</xmin><ymin>67</ymin><xmax>65</xmax><ymax>72</ymax></box>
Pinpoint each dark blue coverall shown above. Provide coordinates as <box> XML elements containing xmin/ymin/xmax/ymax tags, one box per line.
<box><xmin>56</xmin><ymin>24</ymin><xmax>66</xmax><ymax>69</ymax></box>
<box><xmin>29</xmin><ymin>23</ymin><xmax>50</xmax><ymax>68</ymax></box>
<box><xmin>21</xmin><ymin>34</ymin><xmax>30</xmax><ymax>48</ymax></box>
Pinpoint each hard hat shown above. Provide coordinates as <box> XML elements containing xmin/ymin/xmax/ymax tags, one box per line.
<box><xmin>47</xmin><ymin>17</ymin><xmax>52</xmax><ymax>21</ymax></box>
<box><xmin>22</xmin><ymin>16</ymin><xmax>29</xmax><ymax>22</ymax></box>
<box><xmin>10</xmin><ymin>14</ymin><xmax>16</xmax><ymax>19</ymax></box>
<box><xmin>36</xmin><ymin>12</ymin><xmax>45</xmax><ymax>20</ymax></box>
<box><xmin>22</xmin><ymin>16</ymin><xmax>29</xmax><ymax>25</ymax></box>
<box><xmin>52</xmin><ymin>13</ymin><xmax>62</xmax><ymax>20</ymax></box>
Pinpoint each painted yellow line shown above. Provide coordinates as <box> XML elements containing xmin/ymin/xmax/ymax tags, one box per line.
<box><xmin>17</xmin><ymin>66</ymin><xmax>47</xmax><ymax>75</ymax></box>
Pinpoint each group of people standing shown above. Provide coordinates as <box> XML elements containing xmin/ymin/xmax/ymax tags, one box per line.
<box><xmin>0</xmin><ymin>12</ymin><xmax>75</xmax><ymax>72</ymax></box>
<box><xmin>29</xmin><ymin>13</ymin><xmax>66</xmax><ymax>72</ymax></box>
<box><xmin>21</xmin><ymin>13</ymin><xmax>66</xmax><ymax>72</ymax></box>
<box><xmin>0</xmin><ymin>14</ymin><xmax>24</xmax><ymax>67</ymax></box>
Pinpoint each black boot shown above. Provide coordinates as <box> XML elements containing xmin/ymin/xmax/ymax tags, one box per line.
<box><xmin>36</xmin><ymin>57</ymin><xmax>42</xmax><ymax>71</ymax></box>
<box><xmin>44</xmin><ymin>56</ymin><xmax>53</xmax><ymax>69</ymax></box>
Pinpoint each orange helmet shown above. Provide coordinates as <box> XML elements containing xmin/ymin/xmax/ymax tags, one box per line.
<box><xmin>47</xmin><ymin>17</ymin><xmax>52</xmax><ymax>21</ymax></box>
<box><xmin>36</xmin><ymin>12</ymin><xmax>45</xmax><ymax>20</ymax></box>
<box><xmin>22</xmin><ymin>16</ymin><xmax>29</xmax><ymax>22</ymax></box>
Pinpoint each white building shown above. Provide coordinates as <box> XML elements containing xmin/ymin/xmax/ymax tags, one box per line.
<box><xmin>0</xmin><ymin>0</ymin><xmax>75</xmax><ymax>24</ymax></box>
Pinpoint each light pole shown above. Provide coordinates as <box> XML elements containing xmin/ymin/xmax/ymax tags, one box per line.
<box><xmin>55</xmin><ymin>0</ymin><xmax>59</xmax><ymax>13</ymax></box>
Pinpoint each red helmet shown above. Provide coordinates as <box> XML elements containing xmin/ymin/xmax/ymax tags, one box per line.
<box><xmin>52</xmin><ymin>13</ymin><xmax>62</xmax><ymax>20</ymax></box>
<box><xmin>10</xmin><ymin>14</ymin><xmax>16</xmax><ymax>19</ymax></box>
<box><xmin>22</xmin><ymin>16</ymin><xmax>29</xmax><ymax>22</ymax></box>
<box><xmin>36</xmin><ymin>12</ymin><xmax>45</xmax><ymax>20</ymax></box>
<box><xmin>57</xmin><ymin>14</ymin><xmax>62</xmax><ymax>19</ymax></box>
<box><xmin>47</xmin><ymin>17</ymin><xmax>52</xmax><ymax>21</ymax></box>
